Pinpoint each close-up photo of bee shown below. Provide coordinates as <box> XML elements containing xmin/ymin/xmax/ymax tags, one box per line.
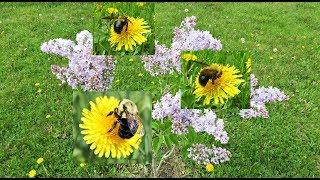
<box><xmin>72</xmin><ymin>91</ymin><xmax>152</xmax><ymax>165</ymax></box>
<box><xmin>93</xmin><ymin>2</ymin><xmax>155</xmax><ymax>56</ymax></box>
<box><xmin>180</xmin><ymin>50</ymin><xmax>252</xmax><ymax>110</ymax></box>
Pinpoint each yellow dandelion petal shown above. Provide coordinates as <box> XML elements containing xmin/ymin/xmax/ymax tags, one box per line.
<box><xmin>193</xmin><ymin>64</ymin><xmax>244</xmax><ymax>106</ymax></box>
<box><xmin>28</xmin><ymin>169</ymin><xmax>36</xmax><ymax>178</ymax></box>
<box><xmin>108</xmin><ymin>16</ymin><xmax>151</xmax><ymax>52</ymax></box>
<box><xmin>181</xmin><ymin>53</ymin><xmax>197</xmax><ymax>61</ymax></box>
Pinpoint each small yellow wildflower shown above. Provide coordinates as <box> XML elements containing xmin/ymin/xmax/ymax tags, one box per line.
<box><xmin>37</xmin><ymin>89</ymin><xmax>42</xmax><ymax>93</ymax></box>
<box><xmin>138</xmin><ymin>73</ymin><xmax>144</xmax><ymax>77</ymax></box>
<box><xmin>269</xmin><ymin>56</ymin><xmax>274</xmax><ymax>60</ymax></box>
<box><xmin>136</xmin><ymin>2</ymin><xmax>146</xmax><ymax>7</ymax></box>
<box><xmin>28</xmin><ymin>169</ymin><xmax>37</xmax><ymax>178</ymax></box>
<box><xmin>80</xmin><ymin>163</ymin><xmax>86</xmax><ymax>168</ymax></box>
<box><xmin>45</xmin><ymin>115</ymin><xmax>51</xmax><ymax>119</ymax></box>
<box><xmin>36</xmin><ymin>157</ymin><xmax>44</xmax><ymax>164</ymax></box>
<box><xmin>302</xmin><ymin>45</ymin><xmax>305</xmax><ymax>49</ymax></box>
<box><xmin>35</xmin><ymin>83</ymin><xmax>40</xmax><ymax>86</ymax></box>
<box><xmin>107</xmin><ymin>8</ymin><xmax>118</xmax><ymax>15</ymax></box>
<box><xmin>181</xmin><ymin>53</ymin><xmax>197</xmax><ymax>61</ymax></box>
<box><xmin>205</xmin><ymin>163</ymin><xmax>214</xmax><ymax>172</ymax></box>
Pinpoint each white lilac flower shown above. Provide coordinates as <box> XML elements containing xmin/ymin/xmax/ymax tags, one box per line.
<box><xmin>240</xmin><ymin>37</ymin><xmax>245</xmax><ymax>44</ymax></box>
<box><xmin>152</xmin><ymin>91</ymin><xmax>229</xmax><ymax>144</ymax></box>
<box><xmin>240</xmin><ymin>74</ymin><xmax>289</xmax><ymax>119</ymax></box>
<box><xmin>141</xmin><ymin>16</ymin><xmax>222</xmax><ymax>76</ymax></box>
<box><xmin>41</xmin><ymin>30</ymin><xmax>115</xmax><ymax>91</ymax></box>
<box><xmin>187</xmin><ymin>144</ymin><xmax>231</xmax><ymax>165</ymax></box>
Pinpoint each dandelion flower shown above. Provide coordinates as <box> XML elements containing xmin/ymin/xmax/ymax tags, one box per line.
<box><xmin>181</xmin><ymin>53</ymin><xmax>197</xmax><ymax>61</ymax></box>
<box><xmin>136</xmin><ymin>2</ymin><xmax>146</xmax><ymax>7</ymax></box>
<box><xmin>108</xmin><ymin>16</ymin><xmax>151</xmax><ymax>52</ymax></box>
<box><xmin>28</xmin><ymin>169</ymin><xmax>36</xmax><ymax>178</ymax></box>
<box><xmin>107</xmin><ymin>8</ymin><xmax>118</xmax><ymax>15</ymax></box>
<box><xmin>36</xmin><ymin>157</ymin><xmax>44</xmax><ymax>164</ymax></box>
<box><xmin>80</xmin><ymin>163</ymin><xmax>86</xmax><ymax>168</ymax></box>
<box><xmin>205</xmin><ymin>163</ymin><xmax>214</xmax><ymax>172</ymax></box>
<box><xmin>79</xmin><ymin>96</ymin><xmax>143</xmax><ymax>159</ymax></box>
<box><xmin>246</xmin><ymin>57</ymin><xmax>252</xmax><ymax>73</ymax></box>
<box><xmin>194</xmin><ymin>64</ymin><xmax>245</xmax><ymax>105</ymax></box>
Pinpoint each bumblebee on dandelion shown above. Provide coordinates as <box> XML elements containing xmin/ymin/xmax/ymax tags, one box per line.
<box><xmin>93</xmin><ymin>2</ymin><xmax>154</xmax><ymax>55</ymax></box>
<box><xmin>181</xmin><ymin>50</ymin><xmax>252</xmax><ymax>109</ymax></box>
<box><xmin>73</xmin><ymin>91</ymin><xmax>152</xmax><ymax>164</ymax></box>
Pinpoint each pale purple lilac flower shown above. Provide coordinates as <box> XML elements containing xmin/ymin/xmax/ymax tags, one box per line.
<box><xmin>41</xmin><ymin>30</ymin><xmax>115</xmax><ymax>91</ymax></box>
<box><xmin>141</xmin><ymin>16</ymin><xmax>222</xmax><ymax>76</ymax></box>
<box><xmin>152</xmin><ymin>91</ymin><xmax>229</xmax><ymax>144</ymax></box>
<box><xmin>239</xmin><ymin>74</ymin><xmax>289</xmax><ymax>119</ymax></box>
<box><xmin>187</xmin><ymin>144</ymin><xmax>231</xmax><ymax>165</ymax></box>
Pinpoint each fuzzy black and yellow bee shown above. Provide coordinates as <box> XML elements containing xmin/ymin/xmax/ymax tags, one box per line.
<box><xmin>102</xmin><ymin>15</ymin><xmax>132</xmax><ymax>34</ymax></box>
<box><xmin>198</xmin><ymin>67</ymin><xmax>222</xmax><ymax>87</ymax></box>
<box><xmin>107</xmin><ymin>99</ymin><xmax>144</xmax><ymax>139</ymax></box>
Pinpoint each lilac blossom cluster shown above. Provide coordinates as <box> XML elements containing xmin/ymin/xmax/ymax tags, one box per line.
<box><xmin>141</xmin><ymin>16</ymin><xmax>222</xmax><ymax>76</ymax></box>
<box><xmin>239</xmin><ymin>74</ymin><xmax>289</xmax><ymax>119</ymax></box>
<box><xmin>187</xmin><ymin>144</ymin><xmax>231</xmax><ymax>165</ymax></box>
<box><xmin>41</xmin><ymin>30</ymin><xmax>115</xmax><ymax>91</ymax></box>
<box><xmin>141</xmin><ymin>43</ymin><xmax>181</xmax><ymax>76</ymax></box>
<box><xmin>152</xmin><ymin>91</ymin><xmax>229</xmax><ymax>144</ymax></box>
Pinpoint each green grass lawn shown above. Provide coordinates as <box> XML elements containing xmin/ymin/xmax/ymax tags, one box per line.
<box><xmin>0</xmin><ymin>2</ymin><xmax>320</xmax><ymax>178</ymax></box>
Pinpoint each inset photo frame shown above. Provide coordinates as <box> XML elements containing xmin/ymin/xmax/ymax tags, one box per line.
<box><xmin>180</xmin><ymin>50</ymin><xmax>252</xmax><ymax>109</ymax></box>
<box><xmin>73</xmin><ymin>91</ymin><xmax>152</xmax><ymax>165</ymax></box>
<box><xmin>93</xmin><ymin>2</ymin><xmax>155</xmax><ymax>56</ymax></box>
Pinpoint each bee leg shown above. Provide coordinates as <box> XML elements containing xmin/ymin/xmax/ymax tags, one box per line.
<box><xmin>107</xmin><ymin>111</ymin><xmax>114</xmax><ymax>116</ymax></box>
<box><xmin>107</xmin><ymin>121</ymin><xmax>118</xmax><ymax>133</ymax></box>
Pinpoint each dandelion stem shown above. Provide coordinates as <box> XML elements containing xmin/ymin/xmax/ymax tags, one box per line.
<box><xmin>42</xmin><ymin>164</ymin><xmax>49</xmax><ymax>177</ymax></box>
<box><xmin>154</xmin><ymin>145</ymin><xmax>176</xmax><ymax>177</ymax></box>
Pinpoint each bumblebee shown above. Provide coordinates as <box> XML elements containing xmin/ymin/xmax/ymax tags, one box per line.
<box><xmin>198</xmin><ymin>67</ymin><xmax>222</xmax><ymax>87</ymax></box>
<box><xmin>103</xmin><ymin>15</ymin><xmax>132</xmax><ymax>34</ymax></box>
<box><xmin>107</xmin><ymin>99</ymin><xmax>144</xmax><ymax>139</ymax></box>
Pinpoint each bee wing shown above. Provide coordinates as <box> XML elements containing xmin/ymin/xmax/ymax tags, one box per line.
<box><xmin>125</xmin><ymin>111</ymin><xmax>144</xmax><ymax>137</ymax></box>
<box><xmin>135</xmin><ymin>114</ymin><xmax>144</xmax><ymax>137</ymax></box>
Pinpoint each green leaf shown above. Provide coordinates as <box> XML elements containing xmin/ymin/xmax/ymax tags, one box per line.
<box><xmin>164</xmin><ymin>135</ymin><xmax>173</xmax><ymax>149</ymax></box>
<box><xmin>151</xmin><ymin>121</ymin><xmax>160</xmax><ymax>130</ymax></box>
